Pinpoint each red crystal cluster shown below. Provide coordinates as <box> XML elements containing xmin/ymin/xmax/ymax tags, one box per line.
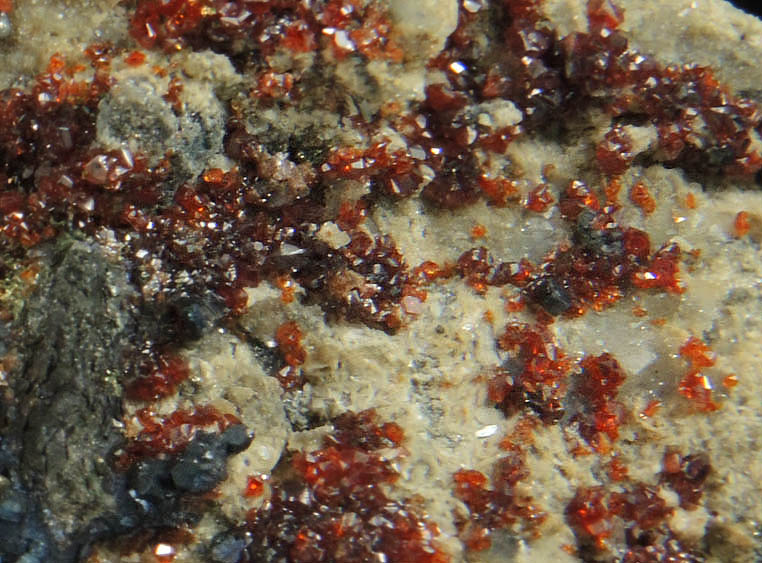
<box><xmin>274</xmin><ymin>320</ymin><xmax>307</xmax><ymax>390</ymax></box>
<box><xmin>116</xmin><ymin>405</ymin><xmax>241</xmax><ymax>468</ymax></box>
<box><xmin>628</xmin><ymin>181</ymin><xmax>656</xmax><ymax>215</ymax></box>
<box><xmin>126</xmin><ymin>353</ymin><xmax>191</xmax><ymax>401</ymax></box>
<box><xmin>241</xmin><ymin>409</ymin><xmax>449</xmax><ymax>562</ymax></box>
<box><xmin>573</xmin><ymin>353</ymin><xmax>627</xmax><ymax>454</ymax></box>
<box><xmin>677</xmin><ymin>336</ymin><xmax>719</xmax><ymax>412</ymax></box>
<box><xmin>556</xmin><ymin>180</ymin><xmax>684</xmax><ymax>303</ymax></box>
<box><xmin>328</xmin><ymin>232</ymin><xmax>413</xmax><ymax>331</ymax></box>
<box><xmin>0</xmin><ymin>0</ymin><xmax>738</xmax><ymax>349</ymax></box>
<box><xmin>0</xmin><ymin>50</ymin><xmax>111</xmax><ymax>246</ymax></box>
<box><xmin>451</xmin><ymin>180</ymin><xmax>684</xmax><ymax>316</ymax></box>
<box><xmin>489</xmin><ymin>322</ymin><xmax>573</xmax><ymax>422</ymax></box>
<box><xmin>568</xmin><ymin>0</ymin><xmax>762</xmax><ymax>178</ymax></box>
<box><xmin>130</xmin><ymin>0</ymin><xmax>402</xmax><ymax>62</ymax></box>
<box><xmin>453</xmin><ymin>450</ymin><xmax>546</xmax><ymax>552</ymax></box>
<box><xmin>660</xmin><ymin>448</ymin><xmax>711</xmax><ymax>510</ymax></box>
<box><xmin>322</xmin><ymin>142</ymin><xmax>424</xmax><ymax>201</ymax></box>
<box><xmin>596</xmin><ymin>125</ymin><xmax>634</xmax><ymax>178</ymax></box>
<box><xmin>0</xmin><ymin>0</ymin><xmax>740</xmax><ymax>558</ymax></box>
<box><xmin>565</xmin><ymin>483</ymin><xmax>701</xmax><ymax>562</ymax></box>
<box><xmin>564</xmin><ymin>444</ymin><xmax>711</xmax><ymax>559</ymax></box>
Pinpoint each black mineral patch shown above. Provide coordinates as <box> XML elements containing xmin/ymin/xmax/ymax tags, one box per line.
<box><xmin>208</xmin><ymin>528</ymin><xmax>252</xmax><ymax>563</ymax></box>
<box><xmin>573</xmin><ymin>208</ymin><xmax>624</xmax><ymax>257</ymax></box>
<box><xmin>159</xmin><ymin>293</ymin><xmax>227</xmax><ymax>344</ymax></box>
<box><xmin>171</xmin><ymin>426</ymin><xmax>252</xmax><ymax>493</ymax></box>
<box><xmin>526</xmin><ymin>275</ymin><xmax>573</xmax><ymax>315</ymax></box>
<box><xmin>126</xmin><ymin>425</ymin><xmax>252</xmax><ymax>514</ymax></box>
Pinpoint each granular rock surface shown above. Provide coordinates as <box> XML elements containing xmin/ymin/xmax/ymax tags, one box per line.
<box><xmin>0</xmin><ymin>0</ymin><xmax>761</xmax><ymax>562</ymax></box>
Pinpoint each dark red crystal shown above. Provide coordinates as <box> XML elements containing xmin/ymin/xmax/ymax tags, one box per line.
<box><xmin>660</xmin><ymin>449</ymin><xmax>711</xmax><ymax>510</ymax></box>
<box><xmin>243</xmin><ymin>409</ymin><xmax>450</xmax><ymax>562</ymax></box>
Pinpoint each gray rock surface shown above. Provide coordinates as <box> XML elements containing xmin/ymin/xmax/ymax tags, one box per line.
<box><xmin>2</xmin><ymin>240</ymin><xmax>135</xmax><ymax>561</ymax></box>
<box><xmin>97</xmin><ymin>75</ymin><xmax>226</xmax><ymax>186</ymax></box>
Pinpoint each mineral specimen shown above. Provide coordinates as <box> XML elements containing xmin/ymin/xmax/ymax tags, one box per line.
<box><xmin>0</xmin><ymin>0</ymin><xmax>760</xmax><ymax>561</ymax></box>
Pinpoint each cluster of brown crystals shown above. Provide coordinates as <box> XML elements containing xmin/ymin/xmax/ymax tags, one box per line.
<box><xmin>0</xmin><ymin>0</ymin><xmax>747</xmax><ymax>560</ymax></box>
<box><xmin>565</xmin><ymin>483</ymin><xmax>700</xmax><ymax>562</ymax></box>
<box><xmin>564</xmin><ymin>445</ymin><xmax>711</xmax><ymax>561</ymax></box>
<box><xmin>453</xmin><ymin>459</ymin><xmax>546</xmax><ymax>552</ymax></box>
<box><xmin>454</xmin><ymin>178</ymin><xmax>685</xmax><ymax>318</ymax></box>
<box><xmin>677</xmin><ymin>336</ymin><xmax>719</xmax><ymax>412</ymax></box>
<box><xmin>238</xmin><ymin>409</ymin><xmax>449</xmax><ymax>562</ymax></box>
<box><xmin>116</xmin><ymin>405</ymin><xmax>241</xmax><ymax>469</ymax></box>
<box><xmin>2</xmin><ymin>0</ymin><xmax>754</xmax><ymax>340</ymax></box>
<box><xmin>130</xmin><ymin>0</ymin><xmax>403</xmax><ymax>62</ymax></box>
<box><xmin>274</xmin><ymin>320</ymin><xmax>307</xmax><ymax>390</ymax></box>
<box><xmin>489</xmin><ymin>322</ymin><xmax>573</xmax><ymax>422</ymax></box>
<box><xmin>573</xmin><ymin>353</ymin><xmax>628</xmax><ymax>454</ymax></box>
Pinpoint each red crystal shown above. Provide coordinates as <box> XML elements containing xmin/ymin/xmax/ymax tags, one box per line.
<box><xmin>587</xmin><ymin>0</ymin><xmax>625</xmax><ymax>33</ymax></box>
<box><xmin>596</xmin><ymin>126</ymin><xmax>633</xmax><ymax>177</ymax></box>
<box><xmin>629</xmin><ymin>181</ymin><xmax>656</xmax><ymax>215</ymax></box>
<box><xmin>275</xmin><ymin>321</ymin><xmax>306</xmax><ymax>367</ymax></box>
<box><xmin>660</xmin><ymin>448</ymin><xmax>711</xmax><ymax>510</ymax></box>
<box><xmin>453</xmin><ymin>454</ymin><xmax>545</xmax><ymax>552</ymax></box>
<box><xmin>125</xmin><ymin>50</ymin><xmax>147</xmax><ymax>66</ymax></box>
<box><xmin>478</xmin><ymin>176</ymin><xmax>520</xmax><ymax>207</ymax></box>
<box><xmin>734</xmin><ymin>210</ymin><xmax>751</xmax><ymax>237</ymax></box>
<box><xmin>567</xmin><ymin>480</ymin><xmax>690</xmax><ymax>558</ymax></box>
<box><xmin>565</xmin><ymin>487</ymin><xmax>613</xmax><ymax>548</ymax></box>
<box><xmin>490</xmin><ymin>323</ymin><xmax>572</xmax><ymax>422</ymax></box>
<box><xmin>631</xmin><ymin>244</ymin><xmax>685</xmax><ymax>293</ymax></box>
<box><xmin>525</xmin><ymin>184</ymin><xmax>554</xmax><ymax>213</ymax></box>
<box><xmin>243</xmin><ymin>410</ymin><xmax>449</xmax><ymax>562</ymax></box>
<box><xmin>609</xmin><ymin>484</ymin><xmax>673</xmax><ymax>530</ymax></box>
<box><xmin>244</xmin><ymin>475</ymin><xmax>266</xmax><ymax>498</ymax></box>
<box><xmin>116</xmin><ymin>405</ymin><xmax>240</xmax><ymax>468</ymax></box>
<box><xmin>578</xmin><ymin>353</ymin><xmax>626</xmax><ymax>406</ymax></box>
<box><xmin>126</xmin><ymin>353</ymin><xmax>190</xmax><ymax>402</ymax></box>
<box><xmin>574</xmin><ymin>353</ymin><xmax>627</xmax><ymax>451</ymax></box>
<box><xmin>335</xmin><ymin>200</ymin><xmax>367</xmax><ymax>231</ymax></box>
<box><xmin>679</xmin><ymin>337</ymin><xmax>716</xmax><ymax>368</ymax></box>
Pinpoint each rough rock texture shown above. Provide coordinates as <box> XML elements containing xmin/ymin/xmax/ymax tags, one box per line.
<box><xmin>0</xmin><ymin>0</ymin><xmax>762</xmax><ymax>562</ymax></box>
<box><xmin>0</xmin><ymin>240</ymin><xmax>134</xmax><ymax>561</ymax></box>
<box><xmin>0</xmin><ymin>0</ymin><xmax>127</xmax><ymax>90</ymax></box>
<box><xmin>0</xmin><ymin>240</ymin><xmax>256</xmax><ymax>562</ymax></box>
<box><xmin>546</xmin><ymin>0</ymin><xmax>762</xmax><ymax>93</ymax></box>
<box><xmin>97</xmin><ymin>71</ymin><xmax>227</xmax><ymax>183</ymax></box>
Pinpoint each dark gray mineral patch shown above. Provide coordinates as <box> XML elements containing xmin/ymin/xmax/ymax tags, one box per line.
<box><xmin>0</xmin><ymin>240</ymin><xmax>253</xmax><ymax>561</ymax></box>
<box><xmin>0</xmin><ymin>240</ymin><xmax>137</xmax><ymax>561</ymax></box>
